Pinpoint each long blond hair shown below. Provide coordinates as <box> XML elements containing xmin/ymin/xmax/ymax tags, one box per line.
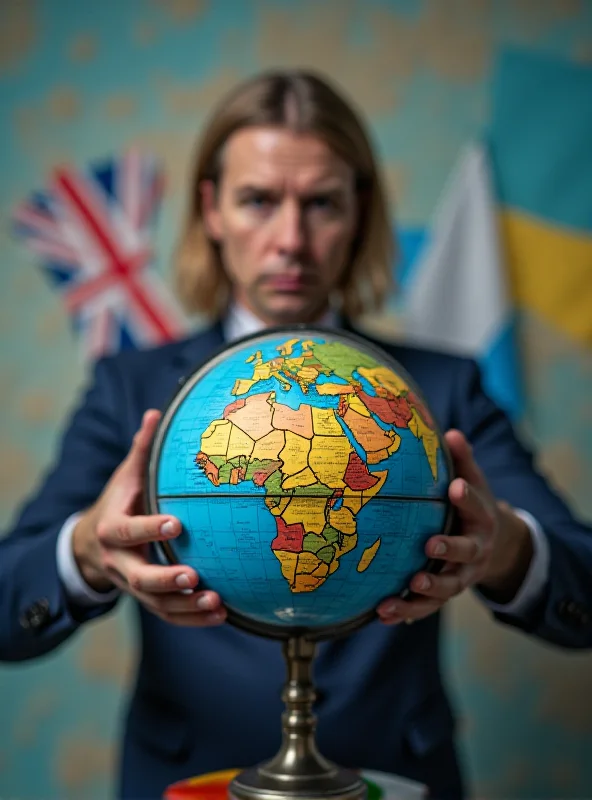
<box><xmin>176</xmin><ymin>70</ymin><xmax>395</xmax><ymax>320</ymax></box>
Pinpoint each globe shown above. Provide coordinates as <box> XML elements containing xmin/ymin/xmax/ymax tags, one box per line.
<box><xmin>147</xmin><ymin>326</ymin><xmax>454</xmax><ymax>639</ymax></box>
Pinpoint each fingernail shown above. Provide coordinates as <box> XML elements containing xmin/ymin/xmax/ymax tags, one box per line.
<box><xmin>434</xmin><ymin>542</ymin><xmax>447</xmax><ymax>556</ymax></box>
<box><xmin>175</xmin><ymin>573</ymin><xmax>191</xmax><ymax>589</ymax></box>
<box><xmin>160</xmin><ymin>520</ymin><xmax>176</xmax><ymax>537</ymax></box>
<box><xmin>418</xmin><ymin>575</ymin><xmax>430</xmax><ymax>591</ymax></box>
<box><xmin>206</xmin><ymin>610</ymin><xmax>226</xmax><ymax>624</ymax></box>
<box><xmin>382</xmin><ymin>600</ymin><xmax>399</xmax><ymax>616</ymax></box>
<box><xmin>196</xmin><ymin>595</ymin><xmax>214</xmax><ymax>612</ymax></box>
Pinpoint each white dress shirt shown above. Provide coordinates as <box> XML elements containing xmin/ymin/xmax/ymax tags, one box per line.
<box><xmin>57</xmin><ymin>304</ymin><xmax>550</xmax><ymax>614</ymax></box>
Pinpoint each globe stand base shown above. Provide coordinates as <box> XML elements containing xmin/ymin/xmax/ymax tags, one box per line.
<box><xmin>229</xmin><ymin>766</ymin><xmax>366</xmax><ymax>800</ymax></box>
<box><xmin>229</xmin><ymin>637</ymin><xmax>367</xmax><ymax>800</ymax></box>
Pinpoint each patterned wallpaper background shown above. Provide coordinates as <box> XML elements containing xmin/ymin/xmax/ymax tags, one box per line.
<box><xmin>1</xmin><ymin>1</ymin><xmax>591</xmax><ymax>798</ymax></box>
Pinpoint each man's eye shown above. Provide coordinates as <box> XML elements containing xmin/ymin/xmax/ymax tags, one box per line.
<box><xmin>245</xmin><ymin>195</ymin><xmax>272</xmax><ymax>208</ymax></box>
<box><xmin>308</xmin><ymin>196</ymin><xmax>336</xmax><ymax>210</ymax></box>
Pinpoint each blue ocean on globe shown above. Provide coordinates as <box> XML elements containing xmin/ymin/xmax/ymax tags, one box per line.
<box><xmin>152</xmin><ymin>331</ymin><xmax>451</xmax><ymax>630</ymax></box>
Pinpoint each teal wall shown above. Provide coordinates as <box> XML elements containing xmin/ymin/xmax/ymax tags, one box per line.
<box><xmin>1</xmin><ymin>1</ymin><xmax>592</xmax><ymax>797</ymax></box>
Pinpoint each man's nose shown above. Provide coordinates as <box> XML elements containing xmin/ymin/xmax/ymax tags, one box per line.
<box><xmin>275</xmin><ymin>203</ymin><xmax>306</xmax><ymax>257</ymax></box>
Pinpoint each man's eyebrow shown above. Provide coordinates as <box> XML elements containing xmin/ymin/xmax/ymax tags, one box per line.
<box><xmin>234</xmin><ymin>182</ymin><xmax>349</xmax><ymax>196</ymax></box>
<box><xmin>303</xmin><ymin>185</ymin><xmax>348</xmax><ymax>197</ymax></box>
<box><xmin>234</xmin><ymin>183</ymin><xmax>277</xmax><ymax>195</ymax></box>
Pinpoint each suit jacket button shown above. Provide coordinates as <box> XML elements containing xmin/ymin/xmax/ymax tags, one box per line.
<box><xmin>20</xmin><ymin>599</ymin><xmax>51</xmax><ymax>631</ymax></box>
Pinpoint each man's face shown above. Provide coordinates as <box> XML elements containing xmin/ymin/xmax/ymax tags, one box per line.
<box><xmin>202</xmin><ymin>127</ymin><xmax>359</xmax><ymax>324</ymax></box>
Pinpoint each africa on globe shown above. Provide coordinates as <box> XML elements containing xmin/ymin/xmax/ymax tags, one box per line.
<box><xmin>147</xmin><ymin>328</ymin><xmax>453</xmax><ymax>636</ymax></box>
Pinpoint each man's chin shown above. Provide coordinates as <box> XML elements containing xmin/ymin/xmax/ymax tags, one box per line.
<box><xmin>256</xmin><ymin>293</ymin><xmax>326</xmax><ymax>326</ymax></box>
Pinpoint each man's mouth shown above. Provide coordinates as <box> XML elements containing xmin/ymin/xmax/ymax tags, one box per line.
<box><xmin>265</xmin><ymin>274</ymin><xmax>311</xmax><ymax>292</ymax></box>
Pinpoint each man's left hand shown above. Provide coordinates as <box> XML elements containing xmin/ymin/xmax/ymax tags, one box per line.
<box><xmin>377</xmin><ymin>429</ymin><xmax>534</xmax><ymax>626</ymax></box>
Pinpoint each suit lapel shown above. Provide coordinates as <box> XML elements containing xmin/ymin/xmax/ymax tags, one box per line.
<box><xmin>147</xmin><ymin>320</ymin><xmax>225</xmax><ymax>414</ymax></box>
<box><xmin>169</xmin><ymin>319</ymin><xmax>225</xmax><ymax>374</ymax></box>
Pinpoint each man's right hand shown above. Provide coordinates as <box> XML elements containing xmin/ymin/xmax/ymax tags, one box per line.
<box><xmin>72</xmin><ymin>409</ymin><xmax>227</xmax><ymax>627</ymax></box>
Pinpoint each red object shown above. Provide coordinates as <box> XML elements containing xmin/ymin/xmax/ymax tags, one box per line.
<box><xmin>164</xmin><ymin>769</ymin><xmax>239</xmax><ymax>799</ymax></box>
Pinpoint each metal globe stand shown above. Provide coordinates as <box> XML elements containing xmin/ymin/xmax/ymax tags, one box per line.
<box><xmin>229</xmin><ymin>636</ymin><xmax>366</xmax><ymax>800</ymax></box>
<box><xmin>147</xmin><ymin>324</ymin><xmax>458</xmax><ymax>800</ymax></box>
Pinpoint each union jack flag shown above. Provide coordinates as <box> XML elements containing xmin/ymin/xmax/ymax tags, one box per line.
<box><xmin>12</xmin><ymin>148</ymin><xmax>189</xmax><ymax>360</ymax></box>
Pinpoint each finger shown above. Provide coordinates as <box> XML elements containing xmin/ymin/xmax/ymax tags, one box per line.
<box><xmin>104</xmin><ymin>545</ymin><xmax>197</xmax><ymax>592</ymax></box>
<box><xmin>156</xmin><ymin>607</ymin><xmax>227</xmax><ymax>627</ymax></box>
<box><xmin>448</xmin><ymin>478</ymin><xmax>494</xmax><ymax>528</ymax></box>
<box><xmin>151</xmin><ymin>590</ymin><xmax>223</xmax><ymax>615</ymax></box>
<box><xmin>409</xmin><ymin>566</ymin><xmax>473</xmax><ymax>600</ymax></box>
<box><xmin>426</xmin><ymin>531</ymin><xmax>485</xmax><ymax>565</ymax></box>
<box><xmin>376</xmin><ymin>595</ymin><xmax>442</xmax><ymax>624</ymax></box>
<box><xmin>97</xmin><ymin>514</ymin><xmax>181</xmax><ymax>547</ymax></box>
<box><xmin>444</xmin><ymin>429</ymin><xmax>488</xmax><ymax>491</ymax></box>
<box><xmin>104</xmin><ymin>553</ymin><xmax>225</xmax><ymax>623</ymax></box>
<box><xmin>125</xmin><ymin>409</ymin><xmax>162</xmax><ymax>474</ymax></box>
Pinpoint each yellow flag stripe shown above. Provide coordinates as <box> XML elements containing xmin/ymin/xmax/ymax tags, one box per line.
<box><xmin>500</xmin><ymin>208</ymin><xmax>592</xmax><ymax>346</ymax></box>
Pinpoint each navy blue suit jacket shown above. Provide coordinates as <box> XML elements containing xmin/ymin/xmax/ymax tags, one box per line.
<box><xmin>2</xmin><ymin>322</ymin><xmax>592</xmax><ymax>799</ymax></box>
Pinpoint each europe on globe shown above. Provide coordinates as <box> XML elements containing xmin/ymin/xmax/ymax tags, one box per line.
<box><xmin>147</xmin><ymin>327</ymin><xmax>453</xmax><ymax>636</ymax></box>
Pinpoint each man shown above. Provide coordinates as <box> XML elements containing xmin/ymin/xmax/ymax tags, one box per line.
<box><xmin>2</xmin><ymin>71</ymin><xmax>591</xmax><ymax>799</ymax></box>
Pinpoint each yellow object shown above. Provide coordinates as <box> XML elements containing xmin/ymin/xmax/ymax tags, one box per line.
<box><xmin>500</xmin><ymin>208</ymin><xmax>592</xmax><ymax>346</ymax></box>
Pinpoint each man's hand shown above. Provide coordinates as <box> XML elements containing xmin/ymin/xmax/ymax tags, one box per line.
<box><xmin>377</xmin><ymin>429</ymin><xmax>534</xmax><ymax>625</ymax></box>
<box><xmin>72</xmin><ymin>409</ymin><xmax>226</xmax><ymax>627</ymax></box>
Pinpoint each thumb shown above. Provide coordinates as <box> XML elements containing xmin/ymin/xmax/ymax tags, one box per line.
<box><xmin>125</xmin><ymin>409</ymin><xmax>162</xmax><ymax>475</ymax></box>
<box><xmin>444</xmin><ymin>429</ymin><xmax>487</xmax><ymax>491</ymax></box>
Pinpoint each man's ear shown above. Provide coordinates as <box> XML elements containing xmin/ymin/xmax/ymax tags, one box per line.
<box><xmin>200</xmin><ymin>180</ymin><xmax>222</xmax><ymax>240</ymax></box>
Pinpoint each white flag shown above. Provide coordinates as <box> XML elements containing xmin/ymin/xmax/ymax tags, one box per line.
<box><xmin>402</xmin><ymin>143</ymin><xmax>523</xmax><ymax>419</ymax></box>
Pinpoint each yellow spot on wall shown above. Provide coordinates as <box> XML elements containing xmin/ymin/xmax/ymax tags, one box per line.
<box><xmin>162</xmin><ymin>68</ymin><xmax>243</xmax><ymax>116</ymax></box>
<box><xmin>68</xmin><ymin>33</ymin><xmax>97</xmax><ymax>62</ymax></box>
<box><xmin>156</xmin><ymin>0</ymin><xmax>208</xmax><ymax>23</ymax></box>
<box><xmin>36</xmin><ymin>308</ymin><xmax>67</xmax><ymax>342</ymax></box>
<box><xmin>20</xmin><ymin>392</ymin><xmax>54</xmax><ymax>424</ymax></box>
<box><xmin>0</xmin><ymin>0</ymin><xmax>36</xmax><ymax>72</ymax></box>
<box><xmin>55</xmin><ymin>733</ymin><xmax>114</xmax><ymax>792</ymax></box>
<box><xmin>383</xmin><ymin>162</ymin><xmax>408</xmax><ymax>208</ymax></box>
<box><xmin>13</xmin><ymin>688</ymin><xmax>59</xmax><ymax>746</ymax></box>
<box><xmin>0</xmin><ymin>443</ymin><xmax>33</xmax><ymax>506</ymax></box>
<box><xmin>105</xmin><ymin>94</ymin><xmax>137</xmax><ymax>119</ymax></box>
<box><xmin>14</xmin><ymin>106</ymin><xmax>42</xmax><ymax>140</ymax></box>
<box><xmin>48</xmin><ymin>87</ymin><xmax>80</xmax><ymax>120</ymax></box>
<box><xmin>79</xmin><ymin>615</ymin><xmax>134</xmax><ymax>686</ymax></box>
<box><xmin>134</xmin><ymin>21</ymin><xmax>157</xmax><ymax>46</ymax></box>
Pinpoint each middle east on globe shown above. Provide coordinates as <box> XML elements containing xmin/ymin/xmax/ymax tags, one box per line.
<box><xmin>151</xmin><ymin>329</ymin><xmax>452</xmax><ymax>632</ymax></box>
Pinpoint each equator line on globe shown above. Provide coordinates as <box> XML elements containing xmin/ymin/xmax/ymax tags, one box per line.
<box><xmin>147</xmin><ymin>326</ymin><xmax>454</xmax><ymax>638</ymax></box>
